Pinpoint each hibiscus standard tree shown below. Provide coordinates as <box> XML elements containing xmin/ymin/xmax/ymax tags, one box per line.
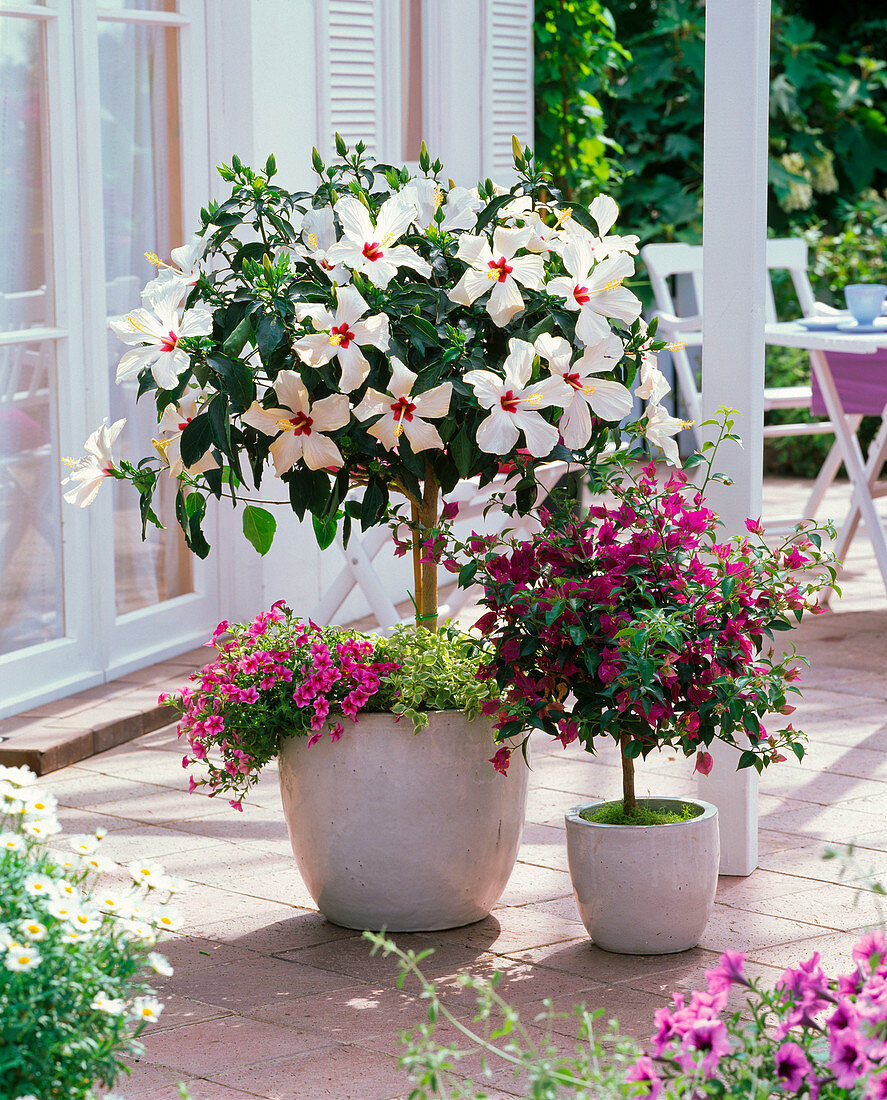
<box><xmin>65</xmin><ymin>137</ymin><xmax>686</xmax><ymax>627</ymax></box>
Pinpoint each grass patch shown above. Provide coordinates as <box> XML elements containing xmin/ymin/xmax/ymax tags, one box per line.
<box><xmin>580</xmin><ymin>800</ymin><xmax>703</xmax><ymax>826</ymax></box>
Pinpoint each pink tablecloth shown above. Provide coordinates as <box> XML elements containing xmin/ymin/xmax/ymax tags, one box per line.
<box><xmin>810</xmin><ymin>350</ymin><xmax>887</xmax><ymax>417</ymax></box>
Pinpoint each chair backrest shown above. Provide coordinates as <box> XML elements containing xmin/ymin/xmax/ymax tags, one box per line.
<box><xmin>764</xmin><ymin>237</ymin><xmax>816</xmax><ymax>321</ymax></box>
<box><xmin>641</xmin><ymin>242</ymin><xmax>704</xmax><ymax>324</ymax></box>
<box><xmin>642</xmin><ymin>237</ymin><xmax>817</xmax><ymax>328</ymax></box>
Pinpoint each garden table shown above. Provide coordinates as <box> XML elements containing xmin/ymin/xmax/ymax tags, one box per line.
<box><xmin>764</xmin><ymin>320</ymin><xmax>887</xmax><ymax>602</ymax></box>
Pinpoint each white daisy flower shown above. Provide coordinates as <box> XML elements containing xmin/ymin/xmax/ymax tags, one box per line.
<box><xmin>0</xmin><ymin>832</ymin><xmax>23</xmax><ymax>852</ymax></box>
<box><xmin>5</xmin><ymin>945</ymin><xmax>41</xmax><ymax>971</ymax></box>
<box><xmin>118</xmin><ymin>898</ymin><xmax>151</xmax><ymax>921</ymax></box>
<box><xmin>19</xmin><ymin>919</ymin><xmax>48</xmax><ymax>942</ymax></box>
<box><xmin>59</xmin><ymin>931</ymin><xmax>87</xmax><ymax>945</ymax></box>
<box><xmin>54</xmin><ymin>880</ymin><xmax>81</xmax><ymax>901</ymax></box>
<box><xmin>0</xmin><ymin>925</ymin><xmax>14</xmax><ymax>949</ymax></box>
<box><xmin>91</xmin><ymin>990</ymin><xmax>127</xmax><ymax>1016</ymax></box>
<box><xmin>23</xmin><ymin>873</ymin><xmax>56</xmax><ymax>899</ymax></box>
<box><xmin>22</xmin><ymin>792</ymin><xmax>57</xmax><ymax>817</ymax></box>
<box><xmin>130</xmin><ymin>995</ymin><xmax>164</xmax><ymax>1023</ymax></box>
<box><xmin>81</xmin><ymin>853</ymin><xmax>113</xmax><ymax>875</ymax></box>
<box><xmin>152</xmin><ymin>907</ymin><xmax>183</xmax><ymax>932</ymax></box>
<box><xmin>123</xmin><ymin>920</ymin><xmax>157</xmax><ymax>942</ymax></box>
<box><xmin>0</xmin><ymin>765</ymin><xmax>38</xmax><ymax>787</ymax></box>
<box><xmin>126</xmin><ymin>860</ymin><xmax>170</xmax><ymax>889</ymax></box>
<box><xmin>45</xmin><ymin>898</ymin><xmax>78</xmax><ymax>922</ymax></box>
<box><xmin>94</xmin><ymin>887</ymin><xmax>124</xmax><ymax>913</ymax></box>
<box><xmin>22</xmin><ymin>818</ymin><xmax>61</xmax><ymax>838</ymax></box>
<box><xmin>69</xmin><ymin>910</ymin><xmax>100</xmax><ymax>935</ymax></box>
<box><xmin>147</xmin><ymin>951</ymin><xmax>174</xmax><ymax>976</ymax></box>
<box><xmin>69</xmin><ymin>835</ymin><xmax>99</xmax><ymax>856</ymax></box>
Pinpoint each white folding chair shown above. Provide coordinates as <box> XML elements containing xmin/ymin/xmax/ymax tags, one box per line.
<box><xmin>311</xmin><ymin>461</ymin><xmax>572</xmax><ymax>630</ymax></box>
<box><xmin>641</xmin><ymin>238</ymin><xmax>858</xmax><ymax>524</ymax></box>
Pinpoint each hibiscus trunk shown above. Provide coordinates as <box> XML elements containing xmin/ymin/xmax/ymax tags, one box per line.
<box><xmin>416</xmin><ymin>463</ymin><xmax>439</xmax><ymax>631</ymax></box>
<box><xmin>620</xmin><ymin>731</ymin><xmax>636</xmax><ymax>816</ymax></box>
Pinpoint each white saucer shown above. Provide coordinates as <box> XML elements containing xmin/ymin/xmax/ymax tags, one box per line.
<box><xmin>796</xmin><ymin>316</ymin><xmax>849</xmax><ymax>331</ymax></box>
<box><xmin>837</xmin><ymin>320</ymin><xmax>887</xmax><ymax>334</ymax></box>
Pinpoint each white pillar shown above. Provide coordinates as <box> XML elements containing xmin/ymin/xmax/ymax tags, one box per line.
<box><xmin>700</xmin><ymin>0</ymin><xmax>772</xmax><ymax>876</ymax></box>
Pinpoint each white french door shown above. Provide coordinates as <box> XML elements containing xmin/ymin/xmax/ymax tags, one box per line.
<box><xmin>0</xmin><ymin>0</ymin><xmax>221</xmax><ymax>717</ymax></box>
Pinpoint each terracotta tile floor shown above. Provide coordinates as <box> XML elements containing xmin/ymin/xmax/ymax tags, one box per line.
<box><xmin>29</xmin><ymin>476</ymin><xmax>887</xmax><ymax>1097</ymax></box>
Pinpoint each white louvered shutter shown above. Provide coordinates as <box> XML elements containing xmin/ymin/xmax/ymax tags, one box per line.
<box><xmin>318</xmin><ymin>0</ymin><xmax>385</xmax><ymax>159</ymax></box>
<box><xmin>482</xmin><ymin>0</ymin><xmax>534</xmax><ymax>180</ymax></box>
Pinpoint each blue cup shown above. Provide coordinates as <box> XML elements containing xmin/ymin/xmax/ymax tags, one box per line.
<box><xmin>845</xmin><ymin>283</ymin><xmax>887</xmax><ymax>325</ymax></box>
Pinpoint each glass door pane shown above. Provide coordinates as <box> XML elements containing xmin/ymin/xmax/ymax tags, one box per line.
<box><xmin>0</xmin><ymin>14</ymin><xmax>52</xmax><ymax>328</ymax></box>
<box><xmin>97</xmin><ymin>16</ymin><xmax>193</xmax><ymax>615</ymax></box>
<box><xmin>0</xmin><ymin>14</ymin><xmax>64</xmax><ymax>655</ymax></box>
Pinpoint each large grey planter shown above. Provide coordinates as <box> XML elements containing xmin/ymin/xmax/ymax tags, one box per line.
<box><xmin>565</xmin><ymin>797</ymin><xmax>720</xmax><ymax>954</ymax></box>
<box><xmin>278</xmin><ymin>711</ymin><xmax>528</xmax><ymax>931</ymax></box>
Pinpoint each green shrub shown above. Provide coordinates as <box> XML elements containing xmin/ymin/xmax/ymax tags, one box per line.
<box><xmin>533</xmin><ymin>2</ymin><xmax>887</xmax><ymax>243</ymax></box>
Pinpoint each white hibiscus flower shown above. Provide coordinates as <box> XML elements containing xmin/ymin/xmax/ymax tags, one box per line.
<box><xmin>294</xmin><ymin>284</ymin><xmax>390</xmax><ymax>393</ymax></box>
<box><xmin>110</xmin><ymin>280</ymin><xmax>213</xmax><ymax>390</ymax></box>
<box><xmin>464</xmin><ymin>338</ymin><xmax>572</xmax><ymax>458</ymax></box>
<box><xmin>326</xmin><ymin>194</ymin><xmax>432</xmax><ymax>288</ymax></box>
<box><xmin>242</xmin><ymin>371</ymin><xmax>350</xmax><ymax>474</ymax></box>
<box><xmin>142</xmin><ymin>234</ymin><xmax>207</xmax><ymax>301</ymax></box>
<box><xmin>534</xmin><ymin>333</ymin><xmax>632</xmax><ymax>449</ymax></box>
<box><xmin>154</xmin><ymin>391</ymin><xmax>219</xmax><ymax>479</ymax></box>
<box><xmin>448</xmin><ymin>226</ymin><xmax>544</xmax><ymax>327</ymax></box>
<box><xmin>353</xmin><ymin>357</ymin><xmax>452</xmax><ymax>452</ymax></box>
<box><xmin>61</xmin><ymin>418</ymin><xmax>125</xmax><ymax>508</ymax></box>
<box><xmin>645</xmin><ymin>403</ymin><xmax>690</xmax><ymax>465</ymax></box>
<box><xmin>546</xmin><ymin>241</ymin><xmax>641</xmax><ymax>347</ymax></box>
<box><xmin>298</xmin><ymin>206</ymin><xmax>350</xmax><ymax>285</ymax></box>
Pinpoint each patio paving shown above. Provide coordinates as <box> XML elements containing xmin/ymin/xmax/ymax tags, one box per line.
<box><xmin>26</xmin><ymin>475</ymin><xmax>887</xmax><ymax>1097</ymax></box>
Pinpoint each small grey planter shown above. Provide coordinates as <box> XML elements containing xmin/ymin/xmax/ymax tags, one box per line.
<box><xmin>565</xmin><ymin>797</ymin><xmax>720</xmax><ymax>955</ymax></box>
<box><xmin>278</xmin><ymin>711</ymin><xmax>529</xmax><ymax>932</ymax></box>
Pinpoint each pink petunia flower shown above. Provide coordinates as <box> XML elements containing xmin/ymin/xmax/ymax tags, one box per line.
<box><xmin>624</xmin><ymin>1055</ymin><xmax>661</xmax><ymax>1098</ymax></box>
<box><xmin>773</xmin><ymin>1041</ymin><xmax>812</xmax><ymax>1094</ymax></box>
<box><xmin>706</xmin><ymin>950</ymin><xmax>747</xmax><ymax>995</ymax></box>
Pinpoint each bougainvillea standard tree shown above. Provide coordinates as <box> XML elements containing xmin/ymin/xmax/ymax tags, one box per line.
<box><xmin>63</xmin><ymin>137</ymin><xmax>686</xmax><ymax>628</ymax></box>
<box><xmin>458</xmin><ymin>416</ymin><xmax>839</xmax><ymax>812</ymax></box>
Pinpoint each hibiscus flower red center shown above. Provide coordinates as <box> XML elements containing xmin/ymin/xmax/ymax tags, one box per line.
<box><xmin>573</xmin><ymin>285</ymin><xmax>591</xmax><ymax>306</ymax></box>
<box><xmin>390</xmin><ymin>396</ymin><xmax>417</xmax><ymax>422</ymax></box>
<box><xmin>320</xmin><ymin>258</ymin><xmax>334</xmax><ymax>271</ymax></box>
<box><xmin>488</xmin><ymin>257</ymin><xmax>513</xmax><ymax>283</ymax></box>
<box><xmin>500</xmin><ymin>389</ymin><xmax>520</xmax><ymax>413</ymax></box>
<box><xmin>177</xmin><ymin>415</ymin><xmax>193</xmax><ymax>432</ymax></box>
<box><xmin>288</xmin><ymin>411</ymin><xmax>313</xmax><ymax>436</ymax></box>
<box><xmin>563</xmin><ymin>372</ymin><xmax>584</xmax><ymax>391</ymax></box>
<box><xmin>362</xmin><ymin>241</ymin><xmax>384</xmax><ymax>262</ymax></box>
<box><xmin>330</xmin><ymin>322</ymin><xmax>354</xmax><ymax>348</ymax></box>
<box><xmin>160</xmin><ymin>330</ymin><xmax>178</xmax><ymax>352</ymax></box>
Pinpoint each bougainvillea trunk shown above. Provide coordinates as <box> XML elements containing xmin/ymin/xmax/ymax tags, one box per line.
<box><xmin>413</xmin><ymin>465</ymin><xmax>439</xmax><ymax>631</ymax></box>
<box><xmin>620</xmin><ymin>732</ymin><xmax>637</xmax><ymax>816</ymax></box>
